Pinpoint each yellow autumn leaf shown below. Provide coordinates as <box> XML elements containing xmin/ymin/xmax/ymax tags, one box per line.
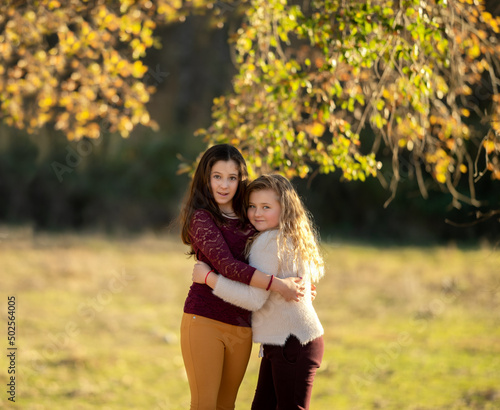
<box><xmin>87</xmin><ymin>122</ymin><xmax>101</xmax><ymax>139</ymax></box>
<box><xmin>298</xmin><ymin>165</ymin><xmax>309</xmax><ymax>178</ymax></box>
<box><xmin>24</xmin><ymin>11</ymin><xmax>36</xmax><ymax>23</ymax></box>
<box><xmin>482</xmin><ymin>12</ymin><xmax>493</xmax><ymax>24</ymax></box>
<box><xmin>436</xmin><ymin>172</ymin><xmax>446</xmax><ymax>184</ymax></box>
<box><xmin>139</xmin><ymin>112</ymin><xmax>150</xmax><ymax>125</ymax></box>
<box><xmin>76</xmin><ymin>110</ymin><xmax>91</xmax><ymax>122</ymax></box>
<box><xmin>38</xmin><ymin>96</ymin><xmax>53</xmax><ymax>108</ymax></box>
<box><xmin>467</xmin><ymin>44</ymin><xmax>481</xmax><ymax>59</ymax></box>
<box><xmin>308</xmin><ymin>122</ymin><xmax>325</xmax><ymax>137</ymax></box>
<box><xmin>484</xmin><ymin>140</ymin><xmax>496</xmax><ymax>154</ymax></box>
<box><xmin>131</xmin><ymin>21</ymin><xmax>142</xmax><ymax>36</ymax></box>
<box><xmin>120</xmin><ymin>129</ymin><xmax>130</xmax><ymax>138</ymax></box>
<box><xmin>491</xmin><ymin>21</ymin><xmax>499</xmax><ymax>34</ymax></box>
<box><xmin>48</xmin><ymin>1</ymin><xmax>61</xmax><ymax>10</ymax></box>
<box><xmin>132</xmin><ymin>61</ymin><xmax>147</xmax><ymax>78</ymax></box>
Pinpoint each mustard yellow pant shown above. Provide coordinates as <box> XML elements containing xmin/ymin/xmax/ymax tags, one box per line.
<box><xmin>181</xmin><ymin>313</ymin><xmax>253</xmax><ymax>410</ymax></box>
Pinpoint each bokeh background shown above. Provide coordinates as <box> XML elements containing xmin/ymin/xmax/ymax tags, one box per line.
<box><xmin>0</xmin><ymin>1</ymin><xmax>499</xmax><ymax>243</ymax></box>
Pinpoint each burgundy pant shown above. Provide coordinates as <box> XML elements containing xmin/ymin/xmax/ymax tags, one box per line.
<box><xmin>251</xmin><ymin>335</ymin><xmax>324</xmax><ymax>410</ymax></box>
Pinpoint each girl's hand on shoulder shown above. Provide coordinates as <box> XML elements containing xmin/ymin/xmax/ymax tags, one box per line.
<box><xmin>311</xmin><ymin>284</ymin><xmax>317</xmax><ymax>301</ymax></box>
<box><xmin>192</xmin><ymin>261</ymin><xmax>212</xmax><ymax>284</ymax></box>
<box><xmin>273</xmin><ymin>276</ymin><xmax>305</xmax><ymax>302</ymax></box>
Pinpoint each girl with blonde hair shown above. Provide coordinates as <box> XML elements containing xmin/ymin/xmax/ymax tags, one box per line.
<box><xmin>193</xmin><ymin>174</ymin><xmax>324</xmax><ymax>409</ymax></box>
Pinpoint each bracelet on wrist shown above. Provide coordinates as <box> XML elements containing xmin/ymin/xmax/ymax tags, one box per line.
<box><xmin>265</xmin><ymin>275</ymin><xmax>274</xmax><ymax>291</ymax></box>
<box><xmin>205</xmin><ymin>269</ymin><xmax>214</xmax><ymax>285</ymax></box>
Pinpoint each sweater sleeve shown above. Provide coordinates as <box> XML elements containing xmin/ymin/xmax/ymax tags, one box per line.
<box><xmin>213</xmin><ymin>276</ymin><xmax>269</xmax><ymax>311</ymax></box>
<box><xmin>190</xmin><ymin>210</ymin><xmax>256</xmax><ymax>284</ymax></box>
<box><xmin>212</xmin><ymin>230</ymin><xmax>279</xmax><ymax>311</ymax></box>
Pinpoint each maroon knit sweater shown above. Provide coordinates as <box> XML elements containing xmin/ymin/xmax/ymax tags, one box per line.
<box><xmin>183</xmin><ymin>209</ymin><xmax>257</xmax><ymax>327</ymax></box>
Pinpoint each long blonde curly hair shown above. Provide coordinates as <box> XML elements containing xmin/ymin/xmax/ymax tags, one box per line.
<box><xmin>246</xmin><ymin>174</ymin><xmax>324</xmax><ymax>282</ymax></box>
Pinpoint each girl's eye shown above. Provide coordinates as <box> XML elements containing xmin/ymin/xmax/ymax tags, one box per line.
<box><xmin>248</xmin><ymin>205</ymin><xmax>255</xmax><ymax>209</ymax></box>
<box><xmin>213</xmin><ymin>174</ymin><xmax>221</xmax><ymax>179</ymax></box>
<box><xmin>230</xmin><ymin>176</ymin><xmax>237</xmax><ymax>181</ymax></box>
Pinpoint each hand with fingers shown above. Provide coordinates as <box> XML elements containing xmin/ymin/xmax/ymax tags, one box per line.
<box><xmin>192</xmin><ymin>261</ymin><xmax>212</xmax><ymax>284</ymax></box>
<box><xmin>274</xmin><ymin>276</ymin><xmax>305</xmax><ymax>302</ymax></box>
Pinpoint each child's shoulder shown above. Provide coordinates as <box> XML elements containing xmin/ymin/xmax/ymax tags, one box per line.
<box><xmin>190</xmin><ymin>209</ymin><xmax>217</xmax><ymax>228</ymax></box>
<box><xmin>252</xmin><ymin>229</ymin><xmax>279</xmax><ymax>248</ymax></box>
<box><xmin>191</xmin><ymin>208</ymin><xmax>213</xmax><ymax>221</ymax></box>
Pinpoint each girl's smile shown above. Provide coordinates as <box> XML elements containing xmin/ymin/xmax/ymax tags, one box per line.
<box><xmin>247</xmin><ymin>189</ymin><xmax>281</xmax><ymax>231</ymax></box>
<box><xmin>210</xmin><ymin>160</ymin><xmax>240</xmax><ymax>214</ymax></box>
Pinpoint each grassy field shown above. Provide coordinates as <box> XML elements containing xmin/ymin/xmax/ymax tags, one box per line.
<box><xmin>0</xmin><ymin>226</ymin><xmax>499</xmax><ymax>409</ymax></box>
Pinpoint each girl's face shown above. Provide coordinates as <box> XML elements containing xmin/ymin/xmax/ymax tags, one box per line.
<box><xmin>210</xmin><ymin>160</ymin><xmax>240</xmax><ymax>213</ymax></box>
<box><xmin>247</xmin><ymin>189</ymin><xmax>281</xmax><ymax>232</ymax></box>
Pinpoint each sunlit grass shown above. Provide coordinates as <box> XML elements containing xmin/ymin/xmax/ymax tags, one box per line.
<box><xmin>1</xmin><ymin>226</ymin><xmax>499</xmax><ymax>409</ymax></box>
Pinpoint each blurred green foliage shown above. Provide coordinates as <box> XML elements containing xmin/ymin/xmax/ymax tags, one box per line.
<box><xmin>0</xmin><ymin>4</ymin><xmax>498</xmax><ymax>242</ymax></box>
<box><xmin>0</xmin><ymin>125</ymin><xmax>204</xmax><ymax>232</ymax></box>
<box><xmin>198</xmin><ymin>0</ymin><xmax>500</xmax><ymax>209</ymax></box>
<box><xmin>0</xmin><ymin>123</ymin><xmax>497</xmax><ymax>242</ymax></box>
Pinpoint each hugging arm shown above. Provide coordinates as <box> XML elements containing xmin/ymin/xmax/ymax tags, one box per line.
<box><xmin>193</xmin><ymin>264</ymin><xmax>268</xmax><ymax>311</ymax></box>
<box><xmin>193</xmin><ymin>232</ymin><xmax>304</xmax><ymax>309</ymax></box>
<box><xmin>213</xmin><ymin>276</ymin><xmax>270</xmax><ymax>311</ymax></box>
<box><xmin>213</xmin><ymin>233</ymin><xmax>285</xmax><ymax>310</ymax></box>
<box><xmin>190</xmin><ymin>210</ymin><xmax>255</xmax><ymax>284</ymax></box>
<box><xmin>191</xmin><ymin>210</ymin><xmax>304</xmax><ymax>301</ymax></box>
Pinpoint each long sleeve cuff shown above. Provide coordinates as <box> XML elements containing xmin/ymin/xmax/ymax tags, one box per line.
<box><xmin>213</xmin><ymin>275</ymin><xmax>269</xmax><ymax>312</ymax></box>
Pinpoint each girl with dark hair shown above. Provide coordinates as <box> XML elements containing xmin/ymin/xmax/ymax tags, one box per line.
<box><xmin>179</xmin><ymin>145</ymin><xmax>304</xmax><ymax>410</ymax></box>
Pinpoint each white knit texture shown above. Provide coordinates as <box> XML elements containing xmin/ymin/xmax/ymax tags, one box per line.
<box><xmin>213</xmin><ymin>229</ymin><xmax>324</xmax><ymax>346</ymax></box>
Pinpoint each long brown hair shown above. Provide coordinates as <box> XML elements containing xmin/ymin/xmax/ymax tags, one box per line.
<box><xmin>180</xmin><ymin>144</ymin><xmax>248</xmax><ymax>252</ymax></box>
<box><xmin>246</xmin><ymin>174</ymin><xmax>324</xmax><ymax>282</ymax></box>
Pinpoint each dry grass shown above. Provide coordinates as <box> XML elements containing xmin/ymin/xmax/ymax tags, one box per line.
<box><xmin>1</xmin><ymin>226</ymin><xmax>499</xmax><ymax>409</ymax></box>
